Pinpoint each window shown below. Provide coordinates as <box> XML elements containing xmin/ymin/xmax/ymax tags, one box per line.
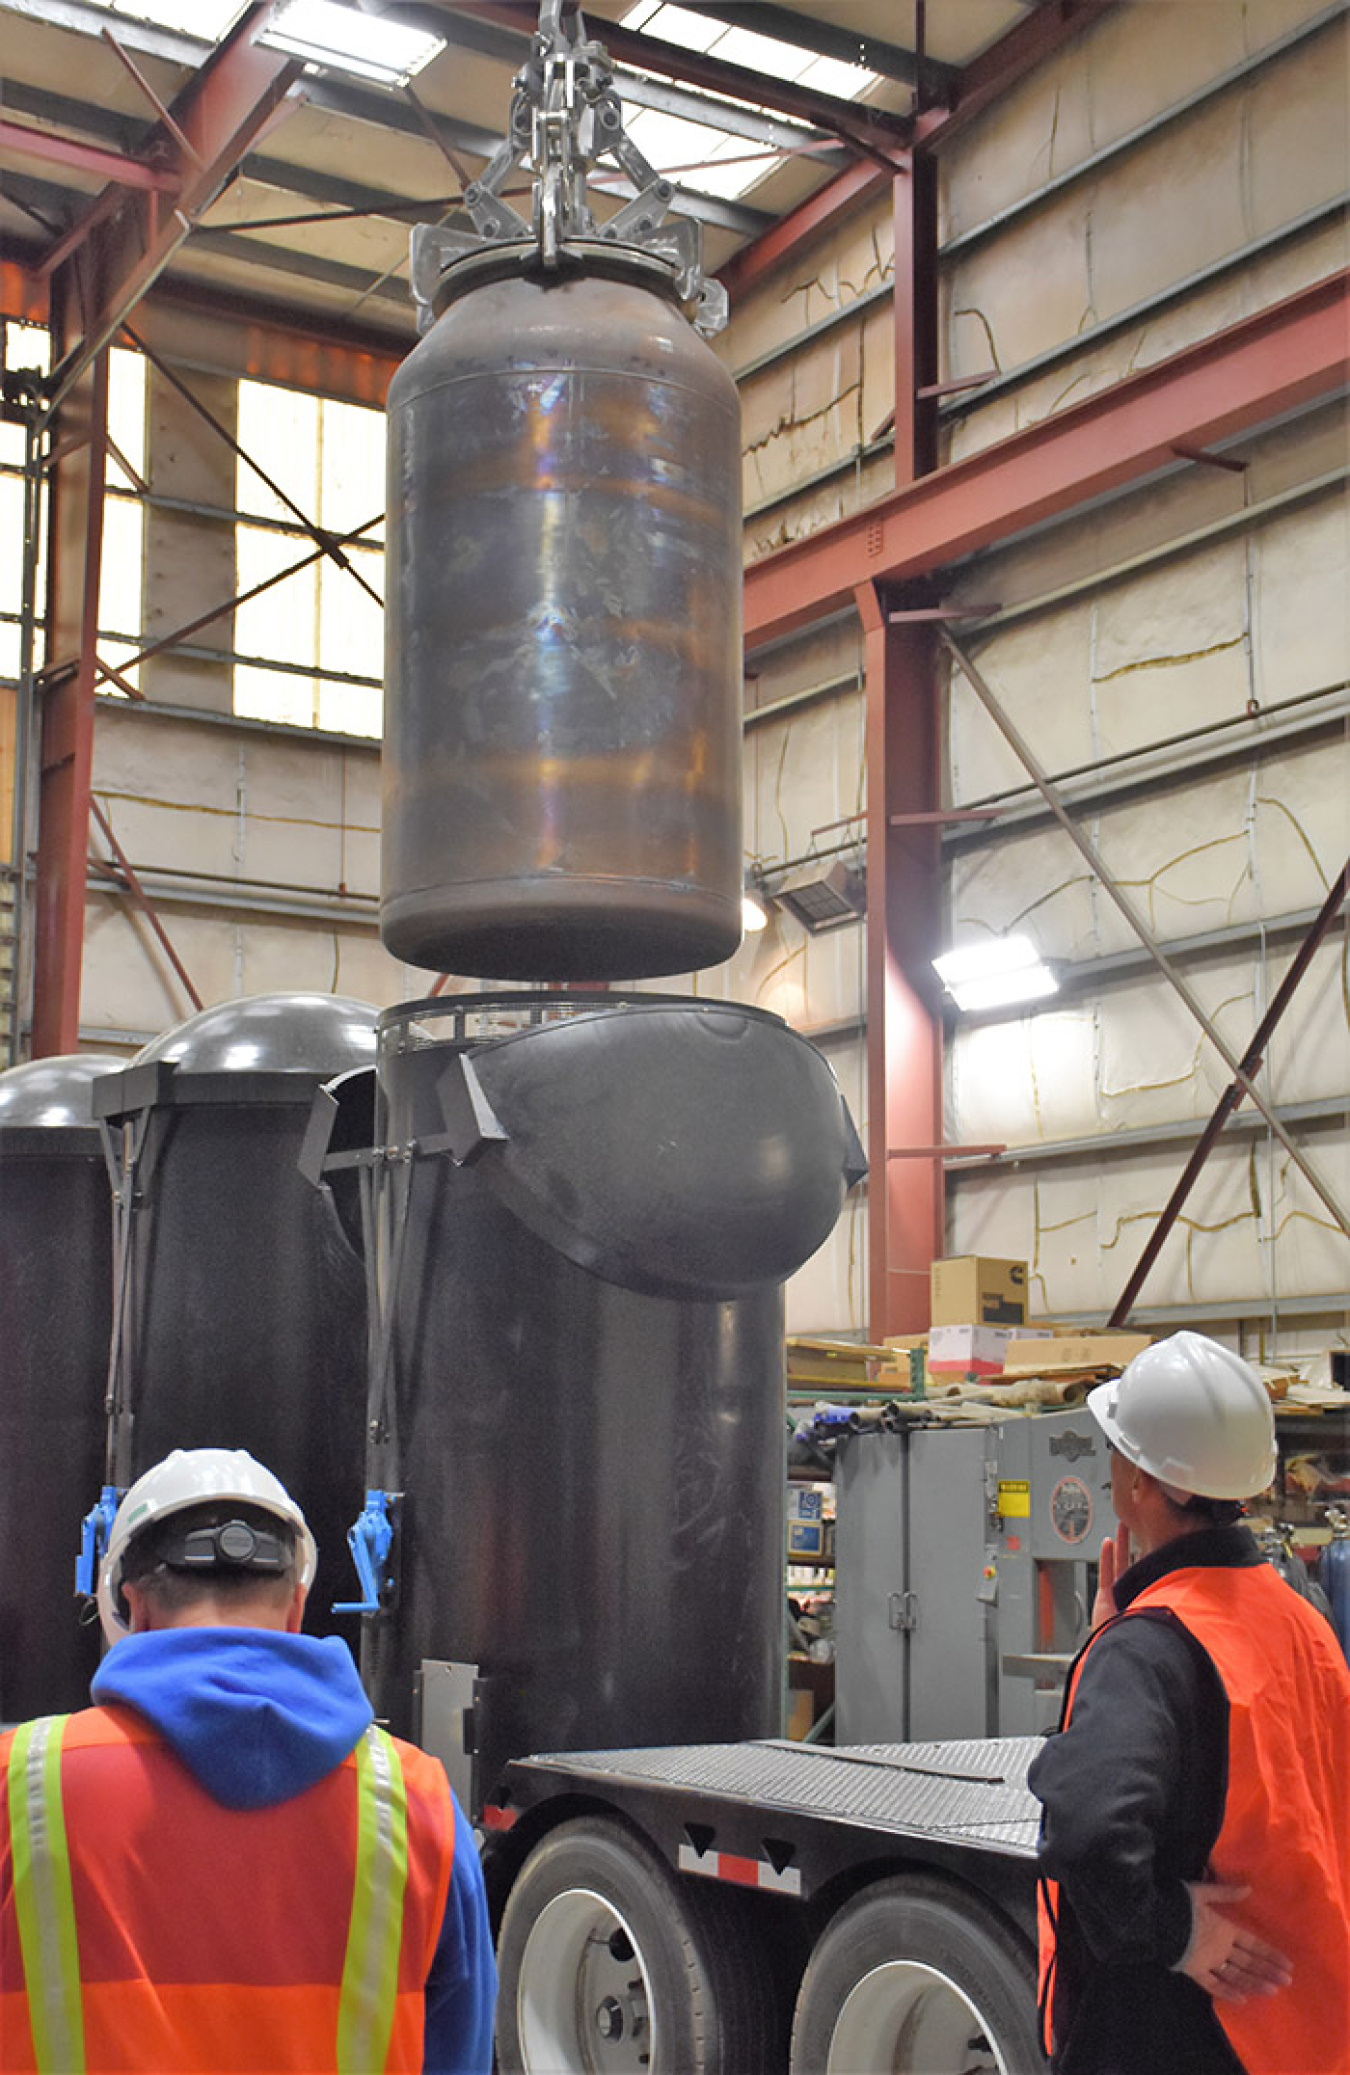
<box><xmin>0</xmin><ymin>331</ymin><xmax>144</xmax><ymax>694</ymax></box>
<box><xmin>0</xmin><ymin>322</ymin><xmax>50</xmax><ymax>687</ymax></box>
<box><xmin>99</xmin><ymin>347</ymin><xmax>149</xmax><ymax>697</ymax></box>
<box><xmin>233</xmin><ymin>380</ymin><xmax>385</xmax><ymax>737</ymax></box>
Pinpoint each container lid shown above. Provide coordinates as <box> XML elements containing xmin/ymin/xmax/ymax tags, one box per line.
<box><xmin>0</xmin><ymin>1052</ymin><xmax>127</xmax><ymax>1130</ymax></box>
<box><xmin>430</xmin><ymin>235</ymin><xmax>683</xmax><ymax>322</ymax></box>
<box><xmin>418</xmin><ymin>999</ymin><xmax>867</xmax><ymax>1299</ymax></box>
<box><xmin>133</xmin><ymin>993</ymin><xmax>379</xmax><ymax>1076</ymax></box>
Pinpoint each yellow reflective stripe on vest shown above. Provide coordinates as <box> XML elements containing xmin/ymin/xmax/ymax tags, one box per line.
<box><xmin>8</xmin><ymin>1715</ymin><xmax>85</xmax><ymax>2075</ymax></box>
<box><xmin>337</xmin><ymin>1723</ymin><xmax>409</xmax><ymax>2074</ymax></box>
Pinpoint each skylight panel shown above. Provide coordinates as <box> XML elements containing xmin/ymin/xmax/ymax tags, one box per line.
<box><xmin>629</xmin><ymin>3</ymin><xmax>725</xmax><ymax>54</ymax></box>
<box><xmin>704</xmin><ymin>23</ymin><xmax>806</xmax><ymax>76</ymax></box>
<box><xmin>623</xmin><ymin>106</ymin><xmax>737</xmax><ymax>173</ymax></box>
<box><xmin>797</xmin><ymin>52</ymin><xmax>878</xmax><ymax>100</ymax></box>
<box><xmin>259</xmin><ymin>0</ymin><xmax>444</xmax><ymax>88</ymax></box>
<box><xmin>98</xmin><ymin>0</ymin><xmax>245</xmax><ymax>37</ymax></box>
<box><xmin>619</xmin><ymin>1</ymin><xmax>881</xmax><ymax>201</ymax></box>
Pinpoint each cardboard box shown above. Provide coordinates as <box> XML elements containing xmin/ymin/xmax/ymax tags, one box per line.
<box><xmin>931</xmin><ymin>1256</ymin><xmax>1028</xmax><ymax>1328</ymax></box>
<box><xmin>927</xmin><ymin>1324</ymin><xmax>1010</xmax><ymax>1376</ymax></box>
<box><xmin>1000</xmin><ymin>1332</ymin><xmax>1152</xmax><ymax>1375</ymax></box>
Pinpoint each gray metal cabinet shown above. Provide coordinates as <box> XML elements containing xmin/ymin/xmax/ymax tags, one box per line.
<box><xmin>834</xmin><ymin>1410</ymin><xmax>1111</xmax><ymax>1744</ymax></box>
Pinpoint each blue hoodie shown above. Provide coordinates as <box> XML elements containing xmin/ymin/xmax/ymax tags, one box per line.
<box><xmin>91</xmin><ymin>1628</ymin><xmax>496</xmax><ymax>2075</ymax></box>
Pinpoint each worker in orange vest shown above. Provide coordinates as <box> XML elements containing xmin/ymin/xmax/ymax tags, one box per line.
<box><xmin>1031</xmin><ymin>1332</ymin><xmax>1350</xmax><ymax>2075</ymax></box>
<box><xmin>0</xmin><ymin>1449</ymin><xmax>496</xmax><ymax>2074</ymax></box>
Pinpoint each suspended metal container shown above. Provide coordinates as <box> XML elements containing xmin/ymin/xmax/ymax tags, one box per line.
<box><xmin>0</xmin><ymin>1054</ymin><xmax>123</xmax><ymax>1719</ymax></box>
<box><xmin>310</xmin><ymin>995</ymin><xmax>865</xmax><ymax>1803</ymax></box>
<box><xmin>381</xmin><ymin>7</ymin><xmax>742</xmax><ymax>983</ymax></box>
<box><xmin>382</xmin><ymin>250</ymin><xmax>743</xmax><ymax>981</ymax></box>
<box><xmin>92</xmin><ymin>995</ymin><xmax>378</xmax><ymax>1644</ymax></box>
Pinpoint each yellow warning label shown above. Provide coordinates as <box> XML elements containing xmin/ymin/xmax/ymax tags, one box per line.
<box><xmin>998</xmin><ymin>1480</ymin><xmax>1032</xmax><ymax>1518</ymax></box>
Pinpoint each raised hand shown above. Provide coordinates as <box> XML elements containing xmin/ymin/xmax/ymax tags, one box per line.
<box><xmin>1091</xmin><ymin>1523</ymin><xmax>1131</xmax><ymax>1628</ymax></box>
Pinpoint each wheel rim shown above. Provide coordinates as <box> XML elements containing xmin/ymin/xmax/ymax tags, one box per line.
<box><xmin>515</xmin><ymin>1885</ymin><xmax>656</xmax><ymax>2073</ymax></box>
<box><xmin>825</xmin><ymin>1959</ymin><xmax>1006</xmax><ymax>2075</ymax></box>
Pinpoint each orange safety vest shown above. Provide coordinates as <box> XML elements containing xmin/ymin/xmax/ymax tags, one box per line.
<box><xmin>0</xmin><ymin>1703</ymin><xmax>455</xmax><ymax>2075</ymax></box>
<box><xmin>1038</xmin><ymin>1559</ymin><xmax>1350</xmax><ymax>2075</ymax></box>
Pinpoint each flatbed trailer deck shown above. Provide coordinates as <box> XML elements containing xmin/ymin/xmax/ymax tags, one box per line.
<box><xmin>481</xmin><ymin>1734</ymin><xmax>1047</xmax><ymax>2073</ymax></box>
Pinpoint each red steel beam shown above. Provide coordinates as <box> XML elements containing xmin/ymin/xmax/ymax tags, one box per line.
<box><xmin>31</xmin><ymin>342</ymin><xmax>108</xmax><ymax>1058</ymax></box>
<box><xmin>892</xmin><ymin>159</ymin><xmax>938</xmax><ymax>487</ymax></box>
<box><xmin>89</xmin><ymin>798</ymin><xmax>204</xmax><ymax>1015</ymax></box>
<box><xmin>29</xmin><ymin>5</ymin><xmax>303</xmax><ymax>1053</ymax></box>
<box><xmin>43</xmin><ymin>3</ymin><xmax>301</xmax><ymax>409</ymax></box>
<box><xmin>0</xmin><ymin>257</ymin><xmax>48</xmax><ymax>326</ymax></box>
<box><xmin>914</xmin><ymin>0</ymin><xmax>1121</xmax><ymax>151</ymax></box>
<box><xmin>858</xmin><ymin>583</ymin><xmax>945</xmax><ymax>1339</ymax></box>
<box><xmin>447</xmin><ymin>1</ymin><xmax>910</xmax><ymax>166</ymax></box>
<box><xmin>745</xmin><ymin>269</ymin><xmax>1350</xmax><ymax>647</ymax></box>
<box><xmin>1108</xmin><ymin>860</ymin><xmax>1350</xmax><ymax>1326</ymax></box>
<box><xmin>717</xmin><ymin>161</ymin><xmax>893</xmax><ymax>305</ymax></box>
<box><xmin>123</xmin><ymin>274</ymin><xmax>407</xmax><ymax>406</ymax></box>
<box><xmin>0</xmin><ymin>116</ymin><xmax>180</xmax><ymax>193</ymax></box>
<box><xmin>4</xmin><ymin>243</ymin><xmax>407</xmax><ymax>405</ymax></box>
<box><xmin>718</xmin><ymin>0</ymin><xmax>1113</xmax><ymax>301</ymax></box>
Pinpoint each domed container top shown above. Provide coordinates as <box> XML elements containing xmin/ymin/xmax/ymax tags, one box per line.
<box><xmin>0</xmin><ymin>1052</ymin><xmax>125</xmax><ymax>1722</ymax></box>
<box><xmin>133</xmin><ymin>992</ymin><xmax>379</xmax><ymax>1075</ymax></box>
<box><xmin>0</xmin><ymin>1051</ymin><xmax>127</xmax><ymax>1131</ymax></box>
<box><xmin>382</xmin><ymin>247</ymin><xmax>744</xmax><ymax>983</ymax></box>
<box><xmin>98</xmin><ymin>994</ymin><xmax>380</xmax><ymax>1653</ymax></box>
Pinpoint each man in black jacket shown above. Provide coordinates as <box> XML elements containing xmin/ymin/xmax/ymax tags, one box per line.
<box><xmin>1029</xmin><ymin>1332</ymin><xmax>1350</xmax><ymax>2075</ymax></box>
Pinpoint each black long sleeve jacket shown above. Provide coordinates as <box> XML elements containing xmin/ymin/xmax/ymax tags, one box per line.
<box><xmin>1027</xmin><ymin>1526</ymin><xmax>1268</xmax><ymax>2075</ymax></box>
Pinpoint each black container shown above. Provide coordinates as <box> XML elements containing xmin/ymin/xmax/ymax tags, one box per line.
<box><xmin>342</xmin><ymin>994</ymin><xmax>864</xmax><ymax>1794</ymax></box>
<box><xmin>92</xmin><ymin>995</ymin><xmax>378</xmax><ymax>1646</ymax></box>
<box><xmin>0</xmin><ymin>1054</ymin><xmax>124</xmax><ymax>1719</ymax></box>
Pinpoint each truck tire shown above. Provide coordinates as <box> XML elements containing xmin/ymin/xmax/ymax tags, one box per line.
<box><xmin>496</xmin><ymin>1814</ymin><xmax>783</xmax><ymax>2073</ymax></box>
<box><xmin>790</xmin><ymin>1874</ymin><xmax>1044</xmax><ymax>2075</ymax></box>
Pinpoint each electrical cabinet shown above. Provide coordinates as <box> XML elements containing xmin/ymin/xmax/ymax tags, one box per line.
<box><xmin>834</xmin><ymin>1408</ymin><xmax>1112</xmax><ymax>1743</ymax></box>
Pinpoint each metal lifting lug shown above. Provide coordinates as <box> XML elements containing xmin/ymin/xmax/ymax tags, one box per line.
<box><xmin>75</xmin><ymin>1484</ymin><xmax>122</xmax><ymax>1597</ymax></box>
<box><xmin>333</xmin><ymin>1489</ymin><xmax>400</xmax><ymax>1616</ymax></box>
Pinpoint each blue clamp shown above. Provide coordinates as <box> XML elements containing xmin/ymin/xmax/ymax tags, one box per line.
<box><xmin>76</xmin><ymin>1485</ymin><xmax>122</xmax><ymax>1597</ymax></box>
<box><xmin>333</xmin><ymin>1490</ymin><xmax>398</xmax><ymax>1615</ymax></box>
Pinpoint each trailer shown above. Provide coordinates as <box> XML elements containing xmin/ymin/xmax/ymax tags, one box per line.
<box><xmin>470</xmin><ymin>1731</ymin><xmax>1045</xmax><ymax>2073</ymax></box>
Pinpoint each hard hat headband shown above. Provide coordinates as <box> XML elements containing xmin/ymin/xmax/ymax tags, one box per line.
<box><xmin>150</xmin><ymin>1519</ymin><xmax>294</xmax><ymax>1576</ymax></box>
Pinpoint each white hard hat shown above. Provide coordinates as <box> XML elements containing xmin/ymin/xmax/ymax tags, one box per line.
<box><xmin>1088</xmin><ymin>1332</ymin><xmax>1276</xmax><ymax>1502</ymax></box>
<box><xmin>98</xmin><ymin>1448</ymin><xmax>317</xmax><ymax>1644</ymax></box>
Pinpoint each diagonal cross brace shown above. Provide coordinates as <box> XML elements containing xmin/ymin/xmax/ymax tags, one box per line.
<box><xmin>940</xmin><ymin>631</ymin><xmax>1350</xmax><ymax>1244</ymax></box>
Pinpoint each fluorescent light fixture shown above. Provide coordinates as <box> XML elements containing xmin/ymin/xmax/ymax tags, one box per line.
<box><xmin>933</xmin><ymin>934</ymin><xmax>1059</xmax><ymax>1013</ymax></box>
<box><xmin>259</xmin><ymin>0</ymin><xmax>444</xmax><ymax>87</ymax></box>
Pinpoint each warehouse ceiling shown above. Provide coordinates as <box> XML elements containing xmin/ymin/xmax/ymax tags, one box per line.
<box><xmin>1</xmin><ymin>0</ymin><xmax>1034</xmax><ymax>348</ymax></box>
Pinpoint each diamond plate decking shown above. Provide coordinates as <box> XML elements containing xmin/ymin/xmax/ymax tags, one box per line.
<box><xmin>519</xmin><ymin>1735</ymin><xmax>1043</xmax><ymax>1856</ymax></box>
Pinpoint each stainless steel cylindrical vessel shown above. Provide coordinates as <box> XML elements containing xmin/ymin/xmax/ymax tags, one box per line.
<box><xmin>0</xmin><ymin>1054</ymin><xmax>123</xmax><ymax>1718</ymax></box>
<box><xmin>356</xmin><ymin>995</ymin><xmax>865</xmax><ymax>1795</ymax></box>
<box><xmin>382</xmin><ymin>248</ymin><xmax>744</xmax><ymax>980</ymax></box>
